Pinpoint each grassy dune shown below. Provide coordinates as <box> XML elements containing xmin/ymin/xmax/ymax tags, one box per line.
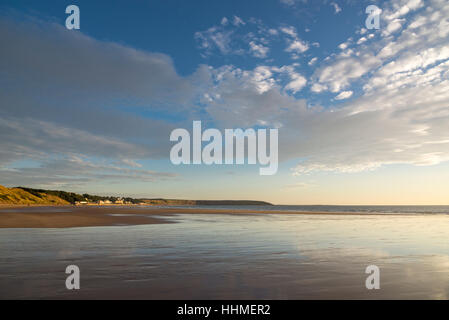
<box><xmin>0</xmin><ymin>185</ymin><xmax>69</xmax><ymax>205</ymax></box>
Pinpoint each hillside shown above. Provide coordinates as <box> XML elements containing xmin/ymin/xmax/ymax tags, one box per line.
<box><xmin>0</xmin><ymin>185</ymin><xmax>273</xmax><ymax>206</ymax></box>
<box><xmin>0</xmin><ymin>185</ymin><xmax>69</xmax><ymax>205</ymax></box>
<box><xmin>140</xmin><ymin>199</ymin><xmax>272</xmax><ymax>206</ymax></box>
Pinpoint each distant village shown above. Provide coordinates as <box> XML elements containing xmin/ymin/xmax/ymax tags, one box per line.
<box><xmin>74</xmin><ymin>197</ymin><xmax>144</xmax><ymax>206</ymax></box>
<box><xmin>13</xmin><ymin>187</ymin><xmax>271</xmax><ymax>207</ymax></box>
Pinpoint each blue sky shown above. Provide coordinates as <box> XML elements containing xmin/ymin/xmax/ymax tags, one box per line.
<box><xmin>1</xmin><ymin>0</ymin><xmax>449</xmax><ymax>204</ymax></box>
<box><xmin>1</xmin><ymin>0</ymin><xmax>368</xmax><ymax>73</ymax></box>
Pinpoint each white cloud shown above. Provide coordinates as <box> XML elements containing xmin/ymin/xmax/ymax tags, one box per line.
<box><xmin>286</xmin><ymin>39</ymin><xmax>309</xmax><ymax>54</ymax></box>
<box><xmin>280</xmin><ymin>26</ymin><xmax>298</xmax><ymax>38</ymax></box>
<box><xmin>334</xmin><ymin>91</ymin><xmax>353</xmax><ymax>100</ymax></box>
<box><xmin>308</xmin><ymin>57</ymin><xmax>318</xmax><ymax>66</ymax></box>
<box><xmin>249</xmin><ymin>41</ymin><xmax>269</xmax><ymax>58</ymax></box>
<box><xmin>195</xmin><ymin>26</ymin><xmax>234</xmax><ymax>55</ymax></box>
<box><xmin>195</xmin><ymin>19</ymin><xmax>313</xmax><ymax>61</ymax></box>
<box><xmin>386</xmin><ymin>0</ymin><xmax>424</xmax><ymax>20</ymax></box>
<box><xmin>314</xmin><ymin>53</ymin><xmax>381</xmax><ymax>92</ymax></box>
<box><xmin>285</xmin><ymin>74</ymin><xmax>307</xmax><ymax>94</ymax></box>
<box><xmin>233</xmin><ymin>15</ymin><xmax>245</xmax><ymax>27</ymax></box>
<box><xmin>311</xmin><ymin>83</ymin><xmax>327</xmax><ymax>93</ymax></box>
<box><xmin>199</xmin><ymin>1</ymin><xmax>449</xmax><ymax>176</ymax></box>
<box><xmin>338</xmin><ymin>42</ymin><xmax>349</xmax><ymax>50</ymax></box>
<box><xmin>280</xmin><ymin>26</ymin><xmax>309</xmax><ymax>57</ymax></box>
<box><xmin>383</xmin><ymin>18</ymin><xmax>405</xmax><ymax>36</ymax></box>
<box><xmin>358</xmin><ymin>28</ymin><xmax>367</xmax><ymax>35</ymax></box>
<box><xmin>330</xmin><ymin>2</ymin><xmax>342</xmax><ymax>14</ymax></box>
<box><xmin>356</xmin><ymin>37</ymin><xmax>367</xmax><ymax>45</ymax></box>
<box><xmin>312</xmin><ymin>0</ymin><xmax>449</xmax><ymax>95</ymax></box>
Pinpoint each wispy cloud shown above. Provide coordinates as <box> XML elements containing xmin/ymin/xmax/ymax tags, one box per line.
<box><xmin>334</xmin><ymin>91</ymin><xmax>353</xmax><ymax>100</ymax></box>
<box><xmin>330</xmin><ymin>2</ymin><xmax>342</xmax><ymax>14</ymax></box>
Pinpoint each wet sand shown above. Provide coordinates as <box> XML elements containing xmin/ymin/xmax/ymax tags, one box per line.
<box><xmin>0</xmin><ymin>205</ymin><xmax>391</xmax><ymax>228</ymax></box>
<box><xmin>1</xmin><ymin>212</ymin><xmax>449</xmax><ymax>299</ymax></box>
<box><xmin>0</xmin><ymin>206</ymin><xmax>172</xmax><ymax>228</ymax></box>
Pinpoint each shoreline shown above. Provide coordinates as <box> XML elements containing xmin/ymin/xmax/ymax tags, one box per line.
<box><xmin>0</xmin><ymin>205</ymin><xmax>418</xmax><ymax>229</ymax></box>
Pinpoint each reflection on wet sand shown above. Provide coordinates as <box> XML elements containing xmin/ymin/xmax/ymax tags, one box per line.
<box><xmin>0</xmin><ymin>213</ymin><xmax>448</xmax><ymax>299</ymax></box>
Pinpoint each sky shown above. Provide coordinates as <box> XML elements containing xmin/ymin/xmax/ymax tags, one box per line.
<box><xmin>1</xmin><ymin>0</ymin><xmax>449</xmax><ymax>205</ymax></box>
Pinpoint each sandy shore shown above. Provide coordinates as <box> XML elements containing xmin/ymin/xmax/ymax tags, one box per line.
<box><xmin>0</xmin><ymin>206</ymin><xmax>173</xmax><ymax>228</ymax></box>
<box><xmin>0</xmin><ymin>205</ymin><xmax>384</xmax><ymax>228</ymax></box>
<box><xmin>1</xmin><ymin>207</ymin><xmax>447</xmax><ymax>299</ymax></box>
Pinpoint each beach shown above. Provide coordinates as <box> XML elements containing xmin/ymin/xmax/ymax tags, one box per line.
<box><xmin>1</xmin><ymin>206</ymin><xmax>449</xmax><ymax>299</ymax></box>
<box><xmin>0</xmin><ymin>206</ymin><xmax>174</xmax><ymax>228</ymax></box>
<box><xmin>0</xmin><ymin>205</ymin><xmax>408</xmax><ymax>229</ymax></box>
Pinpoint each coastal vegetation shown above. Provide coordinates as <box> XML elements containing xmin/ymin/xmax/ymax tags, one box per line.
<box><xmin>0</xmin><ymin>185</ymin><xmax>272</xmax><ymax>206</ymax></box>
<box><xmin>0</xmin><ymin>185</ymin><xmax>69</xmax><ymax>205</ymax></box>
